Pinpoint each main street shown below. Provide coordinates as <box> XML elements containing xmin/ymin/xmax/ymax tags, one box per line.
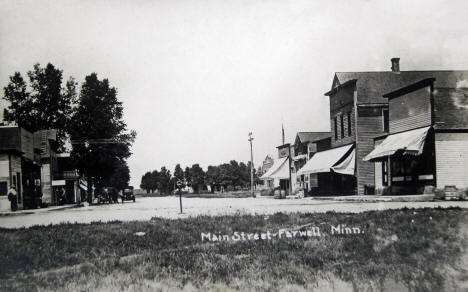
<box><xmin>1</xmin><ymin>196</ymin><xmax>467</xmax><ymax>229</ymax></box>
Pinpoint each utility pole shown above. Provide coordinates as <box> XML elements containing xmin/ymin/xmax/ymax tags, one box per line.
<box><xmin>248</xmin><ymin>132</ymin><xmax>255</xmax><ymax>197</ymax></box>
<box><xmin>288</xmin><ymin>144</ymin><xmax>292</xmax><ymax>196</ymax></box>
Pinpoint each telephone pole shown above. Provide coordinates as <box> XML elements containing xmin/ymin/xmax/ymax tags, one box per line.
<box><xmin>248</xmin><ymin>132</ymin><xmax>255</xmax><ymax>197</ymax></box>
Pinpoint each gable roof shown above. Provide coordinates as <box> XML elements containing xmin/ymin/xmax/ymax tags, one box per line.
<box><xmin>330</xmin><ymin>71</ymin><xmax>468</xmax><ymax>104</ymax></box>
<box><xmin>295</xmin><ymin>132</ymin><xmax>331</xmax><ymax>144</ymax></box>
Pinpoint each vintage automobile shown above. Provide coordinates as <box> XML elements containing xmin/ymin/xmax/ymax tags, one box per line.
<box><xmin>121</xmin><ymin>188</ymin><xmax>136</xmax><ymax>203</ymax></box>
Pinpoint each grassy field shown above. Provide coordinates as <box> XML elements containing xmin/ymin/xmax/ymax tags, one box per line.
<box><xmin>0</xmin><ymin>208</ymin><xmax>467</xmax><ymax>291</ymax></box>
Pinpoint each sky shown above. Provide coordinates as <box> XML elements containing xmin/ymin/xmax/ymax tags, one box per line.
<box><xmin>1</xmin><ymin>0</ymin><xmax>468</xmax><ymax>188</ymax></box>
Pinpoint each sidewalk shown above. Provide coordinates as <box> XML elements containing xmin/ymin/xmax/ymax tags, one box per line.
<box><xmin>311</xmin><ymin>194</ymin><xmax>436</xmax><ymax>202</ymax></box>
<box><xmin>0</xmin><ymin>204</ymin><xmax>77</xmax><ymax>217</ymax></box>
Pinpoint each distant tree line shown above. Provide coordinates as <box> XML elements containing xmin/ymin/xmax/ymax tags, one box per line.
<box><xmin>2</xmin><ymin>63</ymin><xmax>136</xmax><ymax>200</ymax></box>
<box><xmin>140</xmin><ymin>161</ymin><xmax>262</xmax><ymax>194</ymax></box>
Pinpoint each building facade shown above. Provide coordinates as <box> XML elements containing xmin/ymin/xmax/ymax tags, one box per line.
<box><xmin>365</xmin><ymin>76</ymin><xmax>468</xmax><ymax>194</ymax></box>
<box><xmin>0</xmin><ymin>126</ymin><xmax>82</xmax><ymax>211</ymax></box>
<box><xmin>314</xmin><ymin>59</ymin><xmax>468</xmax><ymax>195</ymax></box>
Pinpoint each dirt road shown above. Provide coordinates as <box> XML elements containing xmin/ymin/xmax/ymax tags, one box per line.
<box><xmin>1</xmin><ymin>196</ymin><xmax>467</xmax><ymax>228</ymax></box>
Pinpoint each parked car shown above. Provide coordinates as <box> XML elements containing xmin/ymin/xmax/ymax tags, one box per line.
<box><xmin>121</xmin><ymin>188</ymin><xmax>135</xmax><ymax>203</ymax></box>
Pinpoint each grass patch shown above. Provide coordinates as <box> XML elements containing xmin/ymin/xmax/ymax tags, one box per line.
<box><xmin>0</xmin><ymin>208</ymin><xmax>467</xmax><ymax>291</ymax></box>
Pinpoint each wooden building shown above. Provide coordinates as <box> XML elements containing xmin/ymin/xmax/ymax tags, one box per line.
<box><xmin>260</xmin><ymin>144</ymin><xmax>294</xmax><ymax>192</ymax></box>
<box><xmin>318</xmin><ymin>58</ymin><xmax>468</xmax><ymax>195</ymax></box>
<box><xmin>365</xmin><ymin>76</ymin><xmax>468</xmax><ymax>194</ymax></box>
<box><xmin>0</xmin><ymin>126</ymin><xmax>82</xmax><ymax>210</ymax></box>
<box><xmin>293</xmin><ymin>132</ymin><xmax>331</xmax><ymax>193</ymax></box>
<box><xmin>0</xmin><ymin>126</ymin><xmax>41</xmax><ymax>210</ymax></box>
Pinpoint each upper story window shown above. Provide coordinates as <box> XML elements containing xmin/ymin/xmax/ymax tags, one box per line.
<box><xmin>382</xmin><ymin>109</ymin><xmax>389</xmax><ymax>132</ymax></box>
<box><xmin>347</xmin><ymin>112</ymin><xmax>352</xmax><ymax>136</ymax></box>
<box><xmin>334</xmin><ymin>116</ymin><xmax>338</xmax><ymax>140</ymax></box>
<box><xmin>340</xmin><ymin>115</ymin><xmax>344</xmax><ymax>138</ymax></box>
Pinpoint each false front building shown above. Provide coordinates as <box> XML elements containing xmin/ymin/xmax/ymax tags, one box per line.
<box><xmin>365</xmin><ymin>75</ymin><xmax>468</xmax><ymax>194</ymax></box>
<box><xmin>0</xmin><ymin>126</ymin><xmax>82</xmax><ymax>210</ymax></box>
<box><xmin>298</xmin><ymin>58</ymin><xmax>467</xmax><ymax>196</ymax></box>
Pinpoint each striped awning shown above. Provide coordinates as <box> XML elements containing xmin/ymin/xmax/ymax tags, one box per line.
<box><xmin>297</xmin><ymin>144</ymin><xmax>354</xmax><ymax>175</ymax></box>
<box><xmin>364</xmin><ymin>126</ymin><xmax>431</xmax><ymax>161</ymax></box>
<box><xmin>261</xmin><ymin>157</ymin><xmax>289</xmax><ymax>180</ymax></box>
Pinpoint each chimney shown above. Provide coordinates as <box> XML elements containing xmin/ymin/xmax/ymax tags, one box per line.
<box><xmin>391</xmin><ymin>58</ymin><xmax>400</xmax><ymax>72</ymax></box>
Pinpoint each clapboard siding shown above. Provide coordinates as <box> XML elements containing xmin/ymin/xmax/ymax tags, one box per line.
<box><xmin>389</xmin><ymin>86</ymin><xmax>431</xmax><ymax>134</ymax></box>
<box><xmin>330</xmin><ymin>103</ymin><xmax>355</xmax><ymax>148</ymax></box>
<box><xmin>20</xmin><ymin>128</ymin><xmax>35</xmax><ymax>161</ymax></box>
<box><xmin>390</xmin><ymin>112</ymin><xmax>431</xmax><ymax>133</ymax></box>
<box><xmin>356</xmin><ymin>113</ymin><xmax>385</xmax><ymax>195</ymax></box>
<box><xmin>373</xmin><ymin>139</ymin><xmax>384</xmax><ymax>190</ymax></box>
<box><xmin>41</xmin><ymin>163</ymin><xmax>52</xmax><ymax>204</ymax></box>
<box><xmin>435</xmin><ymin>133</ymin><xmax>468</xmax><ymax>189</ymax></box>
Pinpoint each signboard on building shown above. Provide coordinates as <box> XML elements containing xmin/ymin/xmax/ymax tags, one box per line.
<box><xmin>277</xmin><ymin>144</ymin><xmax>291</xmax><ymax>159</ymax></box>
<box><xmin>52</xmin><ymin>180</ymin><xmax>66</xmax><ymax>186</ymax></box>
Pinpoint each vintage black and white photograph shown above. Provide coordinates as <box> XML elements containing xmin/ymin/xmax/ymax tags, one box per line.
<box><xmin>1</xmin><ymin>0</ymin><xmax>468</xmax><ymax>291</ymax></box>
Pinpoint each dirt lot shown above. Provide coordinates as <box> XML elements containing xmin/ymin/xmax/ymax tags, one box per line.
<box><xmin>1</xmin><ymin>196</ymin><xmax>467</xmax><ymax>229</ymax></box>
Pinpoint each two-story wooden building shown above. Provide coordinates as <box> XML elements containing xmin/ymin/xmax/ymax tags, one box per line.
<box><xmin>293</xmin><ymin>132</ymin><xmax>331</xmax><ymax>194</ymax></box>
<box><xmin>365</xmin><ymin>75</ymin><xmax>468</xmax><ymax>194</ymax></box>
<box><xmin>0</xmin><ymin>126</ymin><xmax>44</xmax><ymax>210</ymax></box>
<box><xmin>0</xmin><ymin>126</ymin><xmax>83</xmax><ymax>210</ymax></box>
<box><xmin>310</xmin><ymin>59</ymin><xmax>468</xmax><ymax>195</ymax></box>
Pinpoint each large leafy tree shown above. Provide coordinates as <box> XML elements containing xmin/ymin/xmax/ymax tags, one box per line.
<box><xmin>140</xmin><ymin>172</ymin><xmax>153</xmax><ymax>193</ymax></box>
<box><xmin>150</xmin><ymin>170</ymin><xmax>159</xmax><ymax>193</ymax></box>
<box><xmin>107</xmin><ymin>161</ymin><xmax>130</xmax><ymax>192</ymax></box>
<box><xmin>69</xmin><ymin>73</ymin><xmax>136</xmax><ymax>201</ymax></box>
<box><xmin>157</xmin><ymin>167</ymin><xmax>172</xmax><ymax>194</ymax></box>
<box><xmin>173</xmin><ymin>164</ymin><xmax>185</xmax><ymax>189</ymax></box>
<box><xmin>189</xmin><ymin>164</ymin><xmax>205</xmax><ymax>194</ymax></box>
<box><xmin>205</xmin><ymin>165</ymin><xmax>220</xmax><ymax>193</ymax></box>
<box><xmin>3</xmin><ymin>63</ymin><xmax>77</xmax><ymax>151</ymax></box>
<box><xmin>184</xmin><ymin>166</ymin><xmax>192</xmax><ymax>189</ymax></box>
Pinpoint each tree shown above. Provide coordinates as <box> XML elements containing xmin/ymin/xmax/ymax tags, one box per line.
<box><xmin>190</xmin><ymin>164</ymin><xmax>205</xmax><ymax>194</ymax></box>
<box><xmin>69</xmin><ymin>73</ymin><xmax>136</xmax><ymax>202</ymax></box>
<box><xmin>205</xmin><ymin>165</ymin><xmax>220</xmax><ymax>193</ymax></box>
<box><xmin>3</xmin><ymin>63</ymin><xmax>77</xmax><ymax>151</ymax></box>
<box><xmin>184</xmin><ymin>166</ymin><xmax>192</xmax><ymax>189</ymax></box>
<box><xmin>174</xmin><ymin>164</ymin><xmax>185</xmax><ymax>189</ymax></box>
<box><xmin>107</xmin><ymin>161</ymin><xmax>130</xmax><ymax>192</ymax></box>
<box><xmin>150</xmin><ymin>170</ymin><xmax>159</xmax><ymax>193</ymax></box>
<box><xmin>239</xmin><ymin>162</ymin><xmax>250</xmax><ymax>188</ymax></box>
<box><xmin>140</xmin><ymin>172</ymin><xmax>153</xmax><ymax>193</ymax></box>
<box><xmin>157</xmin><ymin>167</ymin><xmax>172</xmax><ymax>194</ymax></box>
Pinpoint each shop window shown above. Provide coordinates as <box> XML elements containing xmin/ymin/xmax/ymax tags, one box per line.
<box><xmin>334</xmin><ymin>117</ymin><xmax>338</xmax><ymax>140</ymax></box>
<box><xmin>382</xmin><ymin>160</ymin><xmax>388</xmax><ymax>186</ymax></box>
<box><xmin>0</xmin><ymin>182</ymin><xmax>7</xmax><ymax>196</ymax></box>
<box><xmin>340</xmin><ymin>115</ymin><xmax>344</xmax><ymax>138</ymax></box>
<box><xmin>383</xmin><ymin>109</ymin><xmax>389</xmax><ymax>132</ymax></box>
<box><xmin>391</xmin><ymin>157</ymin><xmax>424</xmax><ymax>183</ymax></box>
<box><xmin>347</xmin><ymin>112</ymin><xmax>352</xmax><ymax>136</ymax></box>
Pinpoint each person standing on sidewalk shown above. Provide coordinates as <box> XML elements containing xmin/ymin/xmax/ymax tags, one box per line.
<box><xmin>7</xmin><ymin>185</ymin><xmax>18</xmax><ymax>211</ymax></box>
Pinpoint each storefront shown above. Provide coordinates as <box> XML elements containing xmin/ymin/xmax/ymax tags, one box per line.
<box><xmin>297</xmin><ymin>144</ymin><xmax>356</xmax><ymax>196</ymax></box>
<box><xmin>365</xmin><ymin>126</ymin><xmax>435</xmax><ymax>195</ymax></box>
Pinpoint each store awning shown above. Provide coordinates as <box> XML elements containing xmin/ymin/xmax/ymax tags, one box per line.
<box><xmin>261</xmin><ymin>157</ymin><xmax>289</xmax><ymax>180</ymax></box>
<box><xmin>332</xmin><ymin>148</ymin><xmax>355</xmax><ymax>175</ymax></box>
<box><xmin>297</xmin><ymin>144</ymin><xmax>354</xmax><ymax>175</ymax></box>
<box><xmin>363</xmin><ymin>126</ymin><xmax>431</xmax><ymax>161</ymax></box>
